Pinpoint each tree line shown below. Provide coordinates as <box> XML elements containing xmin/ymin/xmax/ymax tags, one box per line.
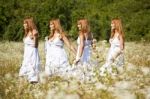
<box><xmin>0</xmin><ymin>0</ymin><xmax>150</xmax><ymax>41</ymax></box>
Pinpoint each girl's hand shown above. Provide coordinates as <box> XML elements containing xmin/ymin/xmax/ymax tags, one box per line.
<box><xmin>73</xmin><ymin>58</ymin><xmax>80</xmax><ymax>65</ymax></box>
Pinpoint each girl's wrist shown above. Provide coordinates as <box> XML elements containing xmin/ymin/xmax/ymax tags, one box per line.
<box><xmin>76</xmin><ymin>56</ymin><xmax>81</xmax><ymax>61</ymax></box>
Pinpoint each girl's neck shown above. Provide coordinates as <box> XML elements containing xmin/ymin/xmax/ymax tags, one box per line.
<box><xmin>27</xmin><ymin>31</ymin><xmax>32</xmax><ymax>36</ymax></box>
<box><xmin>51</xmin><ymin>30</ymin><xmax>59</xmax><ymax>34</ymax></box>
<box><xmin>114</xmin><ymin>29</ymin><xmax>118</xmax><ymax>33</ymax></box>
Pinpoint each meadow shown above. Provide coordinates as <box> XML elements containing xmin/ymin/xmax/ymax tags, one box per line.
<box><xmin>0</xmin><ymin>41</ymin><xmax>150</xmax><ymax>99</ymax></box>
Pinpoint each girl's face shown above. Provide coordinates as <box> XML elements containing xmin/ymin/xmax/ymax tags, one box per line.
<box><xmin>23</xmin><ymin>22</ymin><xmax>28</xmax><ymax>29</ymax></box>
<box><xmin>50</xmin><ymin>22</ymin><xmax>55</xmax><ymax>30</ymax></box>
<box><xmin>111</xmin><ymin>22</ymin><xmax>115</xmax><ymax>30</ymax></box>
<box><xmin>77</xmin><ymin>23</ymin><xmax>82</xmax><ymax>30</ymax></box>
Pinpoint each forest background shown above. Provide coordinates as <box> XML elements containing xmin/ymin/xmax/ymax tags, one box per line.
<box><xmin>0</xmin><ymin>0</ymin><xmax>150</xmax><ymax>41</ymax></box>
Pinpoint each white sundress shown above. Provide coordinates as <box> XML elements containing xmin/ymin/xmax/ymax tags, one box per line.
<box><xmin>45</xmin><ymin>37</ymin><xmax>70</xmax><ymax>76</ymax></box>
<box><xmin>19</xmin><ymin>36</ymin><xmax>40</xmax><ymax>82</ymax></box>
<box><xmin>69</xmin><ymin>37</ymin><xmax>95</xmax><ymax>81</ymax></box>
<box><xmin>107</xmin><ymin>34</ymin><xmax>122</xmax><ymax>61</ymax></box>
<box><xmin>100</xmin><ymin>34</ymin><xmax>124</xmax><ymax>75</ymax></box>
<box><xmin>76</xmin><ymin>37</ymin><xmax>92</xmax><ymax>65</ymax></box>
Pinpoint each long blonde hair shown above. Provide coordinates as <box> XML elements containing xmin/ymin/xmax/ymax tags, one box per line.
<box><xmin>111</xmin><ymin>18</ymin><xmax>125</xmax><ymax>42</ymax></box>
<box><xmin>23</xmin><ymin>17</ymin><xmax>38</xmax><ymax>37</ymax></box>
<box><xmin>48</xmin><ymin>19</ymin><xmax>65</xmax><ymax>39</ymax></box>
<box><xmin>77</xmin><ymin>19</ymin><xmax>92</xmax><ymax>40</ymax></box>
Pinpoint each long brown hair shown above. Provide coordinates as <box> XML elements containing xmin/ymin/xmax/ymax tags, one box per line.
<box><xmin>23</xmin><ymin>17</ymin><xmax>38</xmax><ymax>37</ymax></box>
<box><xmin>77</xmin><ymin>19</ymin><xmax>92</xmax><ymax>40</ymax></box>
<box><xmin>48</xmin><ymin>19</ymin><xmax>65</xmax><ymax>39</ymax></box>
<box><xmin>111</xmin><ymin>18</ymin><xmax>125</xmax><ymax>42</ymax></box>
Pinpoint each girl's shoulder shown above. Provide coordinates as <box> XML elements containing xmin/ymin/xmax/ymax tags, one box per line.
<box><xmin>32</xmin><ymin>29</ymin><xmax>38</xmax><ymax>36</ymax></box>
<box><xmin>57</xmin><ymin>32</ymin><xmax>63</xmax><ymax>40</ymax></box>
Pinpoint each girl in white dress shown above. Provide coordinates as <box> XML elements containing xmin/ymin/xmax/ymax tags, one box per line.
<box><xmin>74</xmin><ymin>19</ymin><xmax>93</xmax><ymax>66</ymax></box>
<box><xmin>70</xmin><ymin>19</ymin><xmax>95</xmax><ymax>82</ymax></box>
<box><xmin>19</xmin><ymin>18</ymin><xmax>40</xmax><ymax>83</ymax></box>
<box><xmin>99</xmin><ymin>18</ymin><xmax>125</xmax><ymax>76</ymax></box>
<box><xmin>45</xmin><ymin>19</ymin><xmax>76</xmax><ymax>76</ymax></box>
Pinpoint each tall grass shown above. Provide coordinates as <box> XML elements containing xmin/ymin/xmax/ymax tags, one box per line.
<box><xmin>0</xmin><ymin>41</ymin><xmax>150</xmax><ymax>99</ymax></box>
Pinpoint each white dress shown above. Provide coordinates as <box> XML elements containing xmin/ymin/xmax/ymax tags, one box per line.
<box><xmin>108</xmin><ymin>34</ymin><xmax>122</xmax><ymax>61</ymax></box>
<box><xmin>68</xmin><ymin>37</ymin><xmax>95</xmax><ymax>81</ymax></box>
<box><xmin>45</xmin><ymin>37</ymin><xmax>70</xmax><ymax>76</ymax></box>
<box><xmin>100</xmin><ymin>34</ymin><xmax>124</xmax><ymax>75</ymax></box>
<box><xmin>19</xmin><ymin>36</ymin><xmax>40</xmax><ymax>82</ymax></box>
<box><xmin>76</xmin><ymin>37</ymin><xmax>92</xmax><ymax>65</ymax></box>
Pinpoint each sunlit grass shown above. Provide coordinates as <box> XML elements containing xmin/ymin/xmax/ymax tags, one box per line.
<box><xmin>0</xmin><ymin>41</ymin><xmax>150</xmax><ymax>99</ymax></box>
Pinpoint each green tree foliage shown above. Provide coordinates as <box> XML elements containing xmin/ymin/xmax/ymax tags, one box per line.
<box><xmin>0</xmin><ymin>0</ymin><xmax>150</xmax><ymax>41</ymax></box>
